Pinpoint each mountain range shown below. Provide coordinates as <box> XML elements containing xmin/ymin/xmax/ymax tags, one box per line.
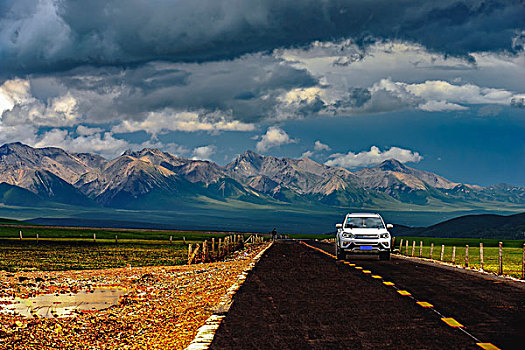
<box><xmin>0</xmin><ymin>142</ymin><xmax>524</xmax><ymax>213</ymax></box>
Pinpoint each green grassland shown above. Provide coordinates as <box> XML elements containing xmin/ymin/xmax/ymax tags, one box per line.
<box><xmin>396</xmin><ymin>236</ymin><xmax>525</xmax><ymax>278</ymax></box>
<box><xmin>0</xmin><ymin>223</ymin><xmax>258</xmax><ymax>272</ymax></box>
<box><xmin>0</xmin><ymin>239</ymin><xmax>188</xmax><ymax>272</ymax></box>
<box><xmin>0</xmin><ymin>224</ymin><xmax>244</xmax><ymax>241</ymax></box>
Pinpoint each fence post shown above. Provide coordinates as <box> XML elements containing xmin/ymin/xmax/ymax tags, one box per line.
<box><xmin>203</xmin><ymin>240</ymin><xmax>208</xmax><ymax>262</ymax></box>
<box><xmin>419</xmin><ymin>241</ymin><xmax>423</xmax><ymax>258</ymax></box>
<box><xmin>430</xmin><ymin>243</ymin><xmax>434</xmax><ymax>259</ymax></box>
<box><xmin>93</xmin><ymin>233</ymin><xmax>96</xmax><ymax>243</ymax></box>
<box><xmin>19</xmin><ymin>230</ymin><xmax>23</xmax><ymax>240</ymax></box>
<box><xmin>115</xmin><ymin>235</ymin><xmax>118</xmax><ymax>244</ymax></box>
<box><xmin>412</xmin><ymin>241</ymin><xmax>416</xmax><ymax>257</ymax></box>
<box><xmin>479</xmin><ymin>243</ymin><xmax>484</xmax><ymax>270</ymax></box>
<box><xmin>188</xmin><ymin>244</ymin><xmax>200</xmax><ymax>265</ymax></box>
<box><xmin>465</xmin><ymin>245</ymin><xmax>469</xmax><ymax>267</ymax></box>
<box><xmin>183</xmin><ymin>236</ymin><xmax>186</xmax><ymax>244</ymax></box>
<box><xmin>440</xmin><ymin>245</ymin><xmax>445</xmax><ymax>261</ymax></box>
<box><xmin>405</xmin><ymin>241</ymin><xmax>409</xmax><ymax>256</ymax></box>
<box><xmin>212</xmin><ymin>238</ymin><xmax>215</xmax><ymax>256</ymax></box>
<box><xmin>392</xmin><ymin>237</ymin><xmax>396</xmax><ymax>251</ymax></box>
<box><xmin>399</xmin><ymin>239</ymin><xmax>403</xmax><ymax>254</ymax></box>
<box><xmin>188</xmin><ymin>244</ymin><xmax>193</xmax><ymax>261</ymax></box>
<box><xmin>498</xmin><ymin>242</ymin><xmax>503</xmax><ymax>275</ymax></box>
<box><xmin>36</xmin><ymin>233</ymin><xmax>39</xmax><ymax>243</ymax></box>
<box><xmin>169</xmin><ymin>236</ymin><xmax>173</xmax><ymax>245</ymax></box>
<box><xmin>452</xmin><ymin>246</ymin><xmax>456</xmax><ymax>264</ymax></box>
<box><xmin>522</xmin><ymin>243</ymin><xmax>525</xmax><ymax>280</ymax></box>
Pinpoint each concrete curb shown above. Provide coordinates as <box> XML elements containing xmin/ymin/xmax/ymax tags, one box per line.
<box><xmin>184</xmin><ymin>242</ymin><xmax>274</xmax><ymax>350</ymax></box>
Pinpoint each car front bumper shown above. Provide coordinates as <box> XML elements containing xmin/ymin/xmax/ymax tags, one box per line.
<box><xmin>340</xmin><ymin>240</ymin><xmax>390</xmax><ymax>253</ymax></box>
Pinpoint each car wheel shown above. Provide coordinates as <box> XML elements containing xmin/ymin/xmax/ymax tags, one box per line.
<box><xmin>379</xmin><ymin>251</ymin><xmax>391</xmax><ymax>261</ymax></box>
<box><xmin>336</xmin><ymin>245</ymin><xmax>344</xmax><ymax>260</ymax></box>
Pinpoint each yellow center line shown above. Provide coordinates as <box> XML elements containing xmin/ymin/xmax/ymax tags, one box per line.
<box><xmin>476</xmin><ymin>343</ymin><xmax>501</xmax><ymax>350</ymax></box>
<box><xmin>362</xmin><ymin>270</ymin><xmax>372</xmax><ymax>274</ymax></box>
<box><xmin>441</xmin><ymin>318</ymin><xmax>464</xmax><ymax>328</ymax></box>
<box><xmin>397</xmin><ymin>290</ymin><xmax>411</xmax><ymax>296</ymax></box>
<box><xmin>383</xmin><ymin>281</ymin><xmax>395</xmax><ymax>286</ymax></box>
<box><xmin>371</xmin><ymin>275</ymin><xmax>382</xmax><ymax>279</ymax></box>
<box><xmin>354</xmin><ymin>266</ymin><xmax>363</xmax><ymax>269</ymax></box>
<box><xmin>416</xmin><ymin>301</ymin><xmax>433</xmax><ymax>308</ymax></box>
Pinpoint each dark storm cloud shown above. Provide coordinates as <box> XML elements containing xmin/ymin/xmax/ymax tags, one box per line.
<box><xmin>48</xmin><ymin>55</ymin><xmax>318</xmax><ymax>123</ymax></box>
<box><xmin>1</xmin><ymin>0</ymin><xmax>523</xmax><ymax>75</ymax></box>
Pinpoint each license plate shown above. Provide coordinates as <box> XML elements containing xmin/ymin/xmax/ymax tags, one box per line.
<box><xmin>360</xmin><ymin>246</ymin><xmax>373</xmax><ymax>250</ymax></box>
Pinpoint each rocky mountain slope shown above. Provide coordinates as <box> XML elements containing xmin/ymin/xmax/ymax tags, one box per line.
<box><xmin>0</xmin><ymin>142</ymin><xmax>523</xmax><ymax>210</ymax></box>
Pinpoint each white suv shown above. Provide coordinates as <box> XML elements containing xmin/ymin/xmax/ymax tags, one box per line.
<box><xmin>335</xmin><ymin>213</ymin><xmax>393</xmax><ymax>261</ymax></box>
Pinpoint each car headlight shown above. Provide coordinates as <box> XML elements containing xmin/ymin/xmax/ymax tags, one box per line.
<box><xmin>380</xmin><ymin>233</ymin><xmax>390</xmax><ymax>239</ymax></box>
<box><xmin>341</xmin><ymin>233</ymin><xmax>354</xmax><ymax>238</ymax></box>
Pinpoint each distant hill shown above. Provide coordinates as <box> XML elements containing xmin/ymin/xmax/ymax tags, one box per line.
<box><xmin>0</xmin><ymin>216</ymin><xmax>27</xmax><ymax>225</ymax></box>
<box><xmin>392</xmin><ymin>212</ymin><xmax>525</xmax><ymax>239</ymax></box>
<box><xmin>0</xmin><ymin>183</ymin><xmax>47</xmax><ymax>207</ymax></box>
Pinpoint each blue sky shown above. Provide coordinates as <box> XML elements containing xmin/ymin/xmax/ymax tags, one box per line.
<box><xmin>0</xmin><ymin>0</ymin><xmax>524</xmax><ymax>186</ymax></box>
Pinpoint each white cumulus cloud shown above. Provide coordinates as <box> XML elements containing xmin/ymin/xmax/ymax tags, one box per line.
<box><xmin>314</xmin><ymin>140</ymin><xmax>331</xmax><ymax>151</ymax></box>
<box><xmin>192</xmin><ymin>145</ymin><xmax>216</xmax><ymax>161</ymax></box>
<box><xmin>301</xmin><ymin>150</ymin><xmax>314</xmax><ymax>158</ymax></box>
<box><xmin>34</xmin><ymin>129</ymin><xmax>129</xmax><ymax>159</ymax></box>
<box><xmin>0</xmin><ymin>78</ymin><xmax>80</xmax><ymax>127</ymax></box>
<box><xmin>255</xmin><ymin>126</ymin><xmax>297</xmax><ymax>152</ymax></box>
<box><xmin>418</xmin><ymin>100</ymin><xmax>468</xmax><ymax>112</ymax></box>
<box><xmin>325</xmin><ymin>146</ymin><xmax>423</xmax><ymax>168</ymax></box>
<box><xmin>76</xmin><ymin>125</ymin><xmax>104</xmax><ymax>136</ymax></box>
<box><xmin>112</xmin><ymin>110</ymin><xmax>255</xmax><ymax>135</ymax></box>
<box><xmin>370</xmin><ymin>78</ymin><xmax>522</xmax><ymax>112</ymax></box>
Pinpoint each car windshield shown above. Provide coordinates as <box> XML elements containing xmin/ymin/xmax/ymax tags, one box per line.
<box><xmin>345</xmin><ymin>217</ymin><xmax>384</xmax><ymax>229</ymax></box>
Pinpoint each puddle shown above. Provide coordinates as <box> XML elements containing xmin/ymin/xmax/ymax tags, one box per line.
<box><xmin>0</xmin><ymin>288</ymin><xmax>127</xmax><ymax>318</ymax></box>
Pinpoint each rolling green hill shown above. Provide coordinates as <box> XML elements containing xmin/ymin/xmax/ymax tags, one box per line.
<box><xmin>392</xmin><ymin>212</ymin><xmax>525</xmax><ymax>239</ymax></box>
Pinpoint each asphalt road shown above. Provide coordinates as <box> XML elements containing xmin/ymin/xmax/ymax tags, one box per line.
<box><xmin>311</xmin><ymin>241</ymin><xmax>525</xmax><ymax>349</ymax></box>
<box><xmin>210</xmin><ymin>241</ymin><xmax>525</xmax><ymax>349</ymax></box>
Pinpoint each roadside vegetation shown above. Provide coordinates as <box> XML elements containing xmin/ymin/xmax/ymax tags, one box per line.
<box><xmin>0</xmin><ymin>224</ymin><xmax>259</xmax><ymax>272</ymax></box>
<box><xmin>395</xmin><ymin>236</ymin><xmax>525</xmax><ymax>278</ymax></box>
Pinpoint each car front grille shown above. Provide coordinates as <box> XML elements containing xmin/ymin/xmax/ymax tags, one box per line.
<box><xmin>355</xmin><ymin>234</ymin><xmax>379</xmax><ymax>239</ymax></box>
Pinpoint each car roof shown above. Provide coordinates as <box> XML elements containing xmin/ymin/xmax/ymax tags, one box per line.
<box><xmin>345</xmin><ymin>213</ymin><xmax>381</xmax><ymax>218</ymax></box>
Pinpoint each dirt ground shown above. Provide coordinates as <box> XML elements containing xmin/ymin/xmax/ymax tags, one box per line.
<box><xmin>0</xmin><ymin>243</ymin><xmax>269</xmax><ymax>349</ymax></box>
<box><xmin>210</xmin><ymin>241</ymin><xmax>497</xmax><ymax>349</ymax></box>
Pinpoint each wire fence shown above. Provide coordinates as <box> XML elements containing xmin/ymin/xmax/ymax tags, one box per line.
<box><xmin>0</xmin><ymin>230</ymin><xmax>265</xmax><ymax>271</ymax></box>
<box><xmin>394</xmin><ymin>237</ymin><xmax>525</xmax><ymax>279</ymax></box>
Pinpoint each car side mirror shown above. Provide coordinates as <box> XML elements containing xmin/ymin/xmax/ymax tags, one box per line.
<box><xmin>336</xmin><ymin>223</ymin><xmax>343</xmax><ymax>229</ymax></box>
<box><xmin>386</xmin><ymin>224</ymin><xmax>393</xmax><ymax>229</ymax></box>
